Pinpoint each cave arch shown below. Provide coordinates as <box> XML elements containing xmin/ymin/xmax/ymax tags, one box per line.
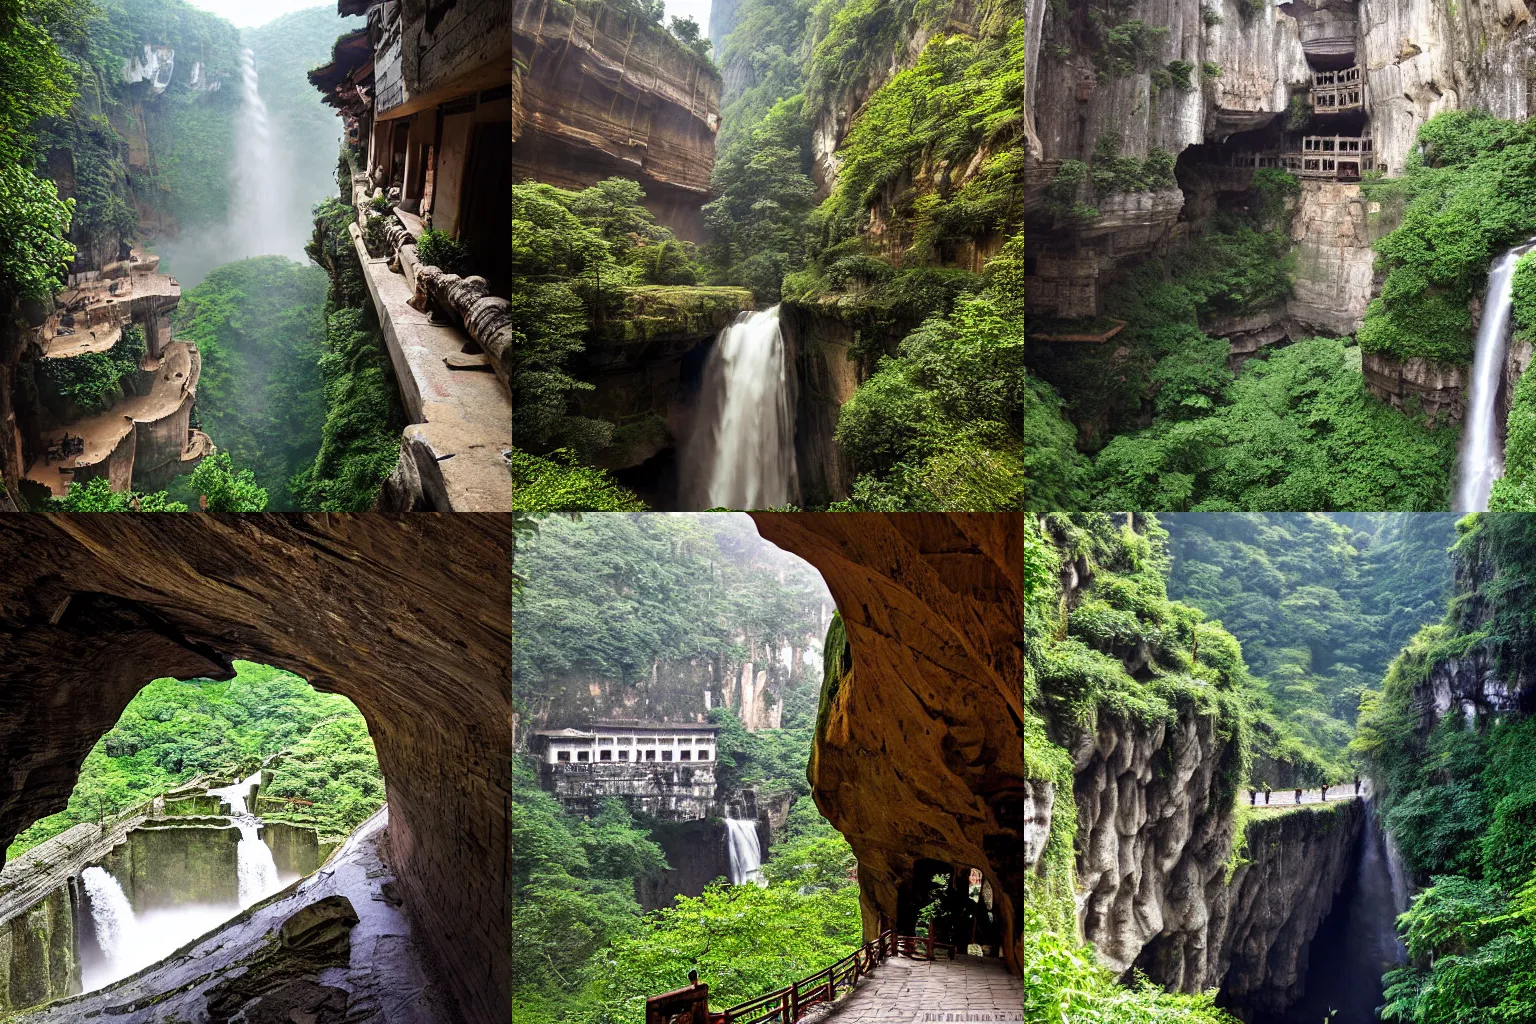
<box><xmin>0</xmin><ymin>515</ymin><xmax>510</xmax><ymax>1023</ymax></box>
<box><xmin>748</xmin><ymin>512</ymin><xmax>1024</xmax><ymax>974</ymax></box>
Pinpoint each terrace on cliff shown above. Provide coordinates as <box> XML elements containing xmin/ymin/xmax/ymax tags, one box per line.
<box><xmin>17</xmin><ymin>250</ymin><xmax>210</xmax><ymax>502</ymax></box>
<box><xmin>310</xmin><ymin>0</ymin><xmax>513</xmax><ymax>510</ymax></box>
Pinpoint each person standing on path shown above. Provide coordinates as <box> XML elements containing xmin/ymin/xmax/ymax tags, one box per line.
<box><xmin>1354</xmin><ymin>775</ymin><xmax>1362</xmax><ymax>796</ymax></box>
<box><xmin>1295</xmin><ymin>787</ymin><xmax>1303</xmax><ymax>804</ymax></box>
<box><xmin>1321</xmin><ymin>783</ymin><xmax>1329</xmax><ymax>802</ymax></box>
<box><xmin>1264</xmin><ymin>783</ymin><xmax>1271</xmax><ymax>804</ymax></box>
<box><xmin>1249</xmin><ymin>788</ymin><xmax>1258</xmax><ymax>805</ymax></box>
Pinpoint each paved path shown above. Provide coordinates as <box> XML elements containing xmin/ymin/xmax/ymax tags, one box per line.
<box><xmin>804</xmin><ymin>956</ymin><xmax>1022</xmax><ymax>1024</ymax></box>
<box><xmin>1245</xmin><ymin>784</ymin><xmax>1368</xmax><ymax>808</ymax></box>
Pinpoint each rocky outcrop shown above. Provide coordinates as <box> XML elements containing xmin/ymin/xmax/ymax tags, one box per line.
<box><xmin>749</xmin><ymin>513</ymin><xmax>1025</xmax><ymax>973</ymax></box>
<box><xmin>777</xmin><ymin>302</ymin><xmax>870</xmax><ymax>506</ymax></box>
<box><xmin>1215</xmin><ymin>801</ymin><xmax>1363</xmax><ymax>1011</ymax></box>
<box><xmin>513</xmin><ymin>0</ymin><xmax>722</xmax><ymax>240</ymax></box>
<box><xmin>100</xmin><ymin>820</ymin><xmax>241</xmax><ymax>910</ymax></box>
<box><xmin>1289</xmin><ymin>181</ymin><xmax>1385</xmax><ymax>335</ymax></box>
<box><xmin>0</xmin><ymin>885</ymin><xmax>77</xmax><ymax>1011</ymax></box>
<box><xmin>0</xmin><ymin>516</ymin><xmax>510</xmax><ymax>1024</ymax></box>
<box><xmin>1362</xmin><ymin>350</ymin><xmax>1466</xmax><ymax>424</ymax></box>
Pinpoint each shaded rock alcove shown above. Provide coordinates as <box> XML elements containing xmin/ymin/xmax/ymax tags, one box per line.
<box><xmin>0</xmin><ymin>515</ymin><xmax>510</xmax><ymax>1023</ymax></box>
<box><xmin>748</xmin><ymin>512</ymin><xmax>1024</xmax><ymax>974</ymax></box>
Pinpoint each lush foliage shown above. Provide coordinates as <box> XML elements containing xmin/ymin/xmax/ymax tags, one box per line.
<box><xmin>292</xmin><ymin>196</ymin><xmax>403</xmax><ymax>510</ymax></box>
<box><xmin>1354</xmin><ymin>514</ymin><xmax>1536</xmax><ymax>1024</ymax></box>
<box><xmin>1493</xmin><ymin>253</ymin><xmax>1536</xmax><ymax>509</ymax></box>
<box><xmin>174</xmin><ymin>256</ymin><xmax>327</xmax><ymax>508</ymax></box>
<box><xmin>44</xmin><ymin>474</ymin><xmax>188</xmax><ymax>510</ymax></box>
<box><xmin>1087</xmin><ymin>337</ymin><xmax>1457</xmax><ymax>510</ymax></box>
<box><xmin>38</xmin><ymin>321</ymin><xmax>145</xmax><ymax>413</ymax></box>
<box><xmin>1164</xmin><ymin>512</ymin><xmax>1457</xmax><ymax>776</ymax></box>
<box><xmin>1359</xmin><ymin>111</ymin><xmax>1536</xmax><ymax>364</ymax></box>
<box><xmin>8</xmin><ymin>661</ymin><xmax>381</xmax><ymax>856</ymax></box>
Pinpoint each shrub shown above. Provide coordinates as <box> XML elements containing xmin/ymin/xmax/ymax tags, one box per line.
<box><xmin>1166</xmin><ymin>59</ymin><xmax>1195</xmax><ymax>90</ymax></box>
<box><xmin>415</xmin><ymin>227</ymin><xmax>473</xmax><ymax>276</ymax></box>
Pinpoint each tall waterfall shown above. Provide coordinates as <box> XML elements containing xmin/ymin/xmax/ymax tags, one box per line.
<box><xmin>682</xmin><ymin>306</ymin><xmax>798</xmax><ymax>510</ymax></box>
<box><xmin>725</xmin><ymin>818</ymin><xmax>766</xmax><ymax>887</ymax></box>
<box><xmin>227</xmin><ymin>48</ymin><xmax>286</xmax><ymax>260</ymax></box>
<box><xmin>82</xmin><ymin>866</ymin><xmax>134</xmax><ymax>965</ymax></box>
<box><xmin>1454</xmin><ymin>241</ymin><xmax>1536</xmax><ymax>512</ymax></box>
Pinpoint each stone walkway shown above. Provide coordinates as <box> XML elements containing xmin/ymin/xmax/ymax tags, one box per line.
<box><xmin>802</xmin><ymin>956</ymin><xmax>1022</xmax><ymax>1024</ymax></box>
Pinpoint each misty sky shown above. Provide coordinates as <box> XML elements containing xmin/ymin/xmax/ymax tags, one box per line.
<box><xmin>665</xmin><ymin>0</ymin><xmax>711</xmax><ymax>33</ymax></box>
<box><xmin>186</xmin><ymin>0</ymin><xmax>330</xmax><ymax>28</ymax></box>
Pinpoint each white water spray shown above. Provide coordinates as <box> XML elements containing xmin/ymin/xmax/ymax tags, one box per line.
<box><xmin>82</xmin><ymin>866</ymin><xmax>134</xmax><ymax>965</ymax></box>
<box><xmin>226</xmin><ymin>48</ymin><xmax>286</xmax><ymax>260</ymax></box>
<box><xmin>1454</xmin><ymin>240</ymin><xmax>1536</xmax><ymax>512</ymax></box>
<box><xmin>683</xmin><ymin>306</ymin><xmax>798</xmax><ymax>510</ymax></box>
<box><xmin>209</xmin><ymin>770</ymin><xmax>281</xmax><ymax>907</ymax></box>
<box><xmin>725</xmin><ymin>818</ymin><xmax>766</xmax><ymax>887</ymax></box>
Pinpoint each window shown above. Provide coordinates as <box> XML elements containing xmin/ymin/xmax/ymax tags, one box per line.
<box><xmin>600</xmin><ymin>750</ymin><xmax>612</xmax><ymax>761</ymax></box>
<box><xmin>577</xmin><ymin>750</ymin><xmax>589</xmax><ymax>762</ymax></box>
<box><xmin>557</xmin><ymin>750</ymin><xmax>570</xmax><ymax>763</ymax></box>
<box><xmin>697</xmin><ymin>749</ymin><xmax>710</xmax><ymax>761</ymax></box>
<box><xmin>646</xmin><ymin>749</ymin><xmax>656</xmax><ymax>761</ymax></box>
<box><xmin>618</xmin><ymin>750</ymin><xmax>629</xmax><ymax>761</ymax></box>
<box><xmin>680</xmin><ymin>750</ymin><xmax>691</xmax><ymax>761</ymax></box>
<box><xmin>662</xmin><ymin>750</ymin><xmax>673</xmax><ymax>762</ymax></box>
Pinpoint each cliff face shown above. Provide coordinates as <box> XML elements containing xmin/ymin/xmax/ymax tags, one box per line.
<box><xmin>750</xmin><ymin>513</ymin><xmax>1025</xmax><ymax>972</ymax></box>
<box><xmin>513</xmin><ymin>0</ymin><xmax>722</xmax><ymax>241</ymax></box>
<box><xmin>0</xmin><ymin>516</ymin><xmax>510</xmax><ymax>1024</ymax></box>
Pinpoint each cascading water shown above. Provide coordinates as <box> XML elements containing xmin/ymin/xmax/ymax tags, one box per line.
<box><xmin>82</xmin><ymin>866</ymin><xmax>134</xmax><ymax>966</ymax></box>
<box><xmin>227</xmin><ymin>48</ymin><xmax>286</xmax><ymax>260</ymax></box>
<box><xmin>682</xmin><ymin>306</ymin><xmax>799</xmax><ymax>510</ymax></box>
<box><xmin>209</xmin><ymin>770</ymin><xmax>281</xmax><ymax>907</ymax></box>
<box><xmin>725</xmin><ymin>818</ymin><xmax>766</xmax><ymax>887</ymax></box>
<box><xmin>1454</xmin><ymin>239</ymin><xmax>1536</xmax><ymax>513</ymax></box>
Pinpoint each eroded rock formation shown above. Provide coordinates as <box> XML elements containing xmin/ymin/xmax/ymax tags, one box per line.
<box><xmin>0</xmin><ymin>515</ymin><xmax>509</xmax><ymax>1023</ymax></box>
<box><xmin>513</xmin><ymin>0</ymin><xmax>722</xmax><ymax>241</ymax></box>
<box><xmin>749</xmin><ymin>512</ymin><xmax>1025</xmax><ymax>973</ymax></box>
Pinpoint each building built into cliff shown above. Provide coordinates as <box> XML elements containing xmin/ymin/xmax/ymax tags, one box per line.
<box><xmin>310</xmin><ymin>0</ymin><xmax>513</xmax><ymax>510</ymax></box>
<box><xmin>531</xmin><ymin>723</ymin><xmax>719</xmax><ymax>820</ymax></box>
<box><xmin>17</xmin><ymin>250</ymin><xmax>210</xmax><ymax>501</ymax></box>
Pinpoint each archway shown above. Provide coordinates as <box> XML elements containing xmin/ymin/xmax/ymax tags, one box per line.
<box><xmin>0</xmin><ymin>515</ymin><xmax>510</xmax><ymax>1023</ymax></box>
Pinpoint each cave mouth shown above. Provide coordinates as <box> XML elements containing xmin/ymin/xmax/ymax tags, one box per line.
<box><xmin>897</xmin><ymin>857</ymin><xmax>1004</xmax><ymax>958</ymax></box>
<box><xmin>5</xmin><ymin>660</ymin><xmax>383</xmax><ymax>1004</ymax></box>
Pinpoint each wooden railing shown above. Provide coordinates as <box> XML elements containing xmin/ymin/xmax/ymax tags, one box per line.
<box><xmin>1311</xmin><ymin>65</ymin><xmax>1364</xmax><ymax>112</ymax></box>
<box><xmin>645</xmin><ymin>932</ymin><xmax>958</xmax><ymax>1024</ymax></box>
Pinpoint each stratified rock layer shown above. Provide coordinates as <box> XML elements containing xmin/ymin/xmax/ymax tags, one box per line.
<box><xmin>749</xmin><ymin>512</ymin><xmax>1024</xmax><ymax>972</ymax></box>
<box><xmin>0</xmin><ymin>515</ymin><xmax>509</xmax><ymax>1024</ymax></box>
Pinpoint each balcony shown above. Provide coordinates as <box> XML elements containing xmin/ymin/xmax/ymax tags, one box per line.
<box><xmin>1311</xmin><ymin>66</ymin><xmax>1364</xmax><ymax>113</ymax></box>
<box><xmin>1284</xmin><ymin>135</ymin><xmax>1374</xmax><ymax>180</ymax></box>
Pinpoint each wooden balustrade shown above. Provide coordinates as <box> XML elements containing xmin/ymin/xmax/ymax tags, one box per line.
<box><xmin>1310</xmin><ymin>65</ymin><xmax>1364</xmax><ymax>112</ymax></box>
<box><xmin>645</xmin><ymin>931</ymin><xmax>961</xmax><ymax>1024</ymax></box>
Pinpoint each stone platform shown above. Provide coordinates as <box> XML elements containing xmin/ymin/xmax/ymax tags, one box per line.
<box><xmin>803</xmin><ymin>956</ymin><xmax>1022</xmax><ymax>1024</ymax></box>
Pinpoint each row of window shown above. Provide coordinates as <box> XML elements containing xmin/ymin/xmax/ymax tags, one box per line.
<box><xmin>555</xmin><ymin>748</ymin><xmax>712</xmax><ymax>762</ymax></box>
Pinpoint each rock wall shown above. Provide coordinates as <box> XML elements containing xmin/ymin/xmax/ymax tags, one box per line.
<box><xmin>778</xmin><ymin>302</ymin><xmax>866</xmax><ymax>506</ymax></box>
<box><xmin>1362</xmin><ymin>350</ymin><xmax>1466</xmax><ymax>424</ymax></box>
<box><xmin>101</xmin><ymin>821</ymin><xmax>240</xmax><ymax>911</ymax></box>
<box><xmin>513</xmin><ymin>0</ymin><xmax>722</xmax><ymax>241</ymax></box>
<box><xmin>749</xmin><ymin>513</ymin><xmax>1025</xmax><ymax>972</ymax></box>
<box><xmin>261</xmin><ymin>821</ymin><xmax>321</xmax><ymax>879</ymax></box>
<box><xmin>540</xmin><ymin>761</ymin><xmax>718</xmax><ymax>820</ymax></box>
<box><xmin>0</xmin><ymin>516</ymin><xmax>510</xmax><ymax>1024</ymax></box>
<box><xmin>1289</xmin><ymin>181</ymin><xmax>1384</xmax><ymax>335</ymax></box>
<box><xmin>0</xmin><ymin>885</ymin><xmax>78</xmax><ymax>1011</ymax></box>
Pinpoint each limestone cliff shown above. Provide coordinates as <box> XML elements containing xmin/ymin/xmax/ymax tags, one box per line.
<box><xmin>750</xmin><ymin>512</ymin><xmax>1025</xmax><ymax>972</ymax></box>
<box><xmin>1027</xmin><ymin>514</ymin><xmax>1364</xmax><ymax>1013</ymax></box>
<box><xmin>513</xmin><ymin>0</ymin><xmax>722</xmax><ymax>241</ymax></box>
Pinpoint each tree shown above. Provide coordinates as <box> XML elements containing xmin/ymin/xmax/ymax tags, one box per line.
<box><xmin>192</xmin><ymin>451</ymin><xmax>269</xmax><ymax>510</ymax></box>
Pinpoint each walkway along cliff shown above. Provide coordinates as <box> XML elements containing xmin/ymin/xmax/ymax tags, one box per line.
<box><xmin>311</xmin><ymin>0</ymin><xmax>513</xmax><ymax>510</ymax></box>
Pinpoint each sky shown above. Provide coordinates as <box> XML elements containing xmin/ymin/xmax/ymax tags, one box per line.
<box><xmin>185</xmin><ymin>0</ymin><xmax>328</xmax><ymax>28</ymax></box>
<box><xmin>666</xmin><ymin>0</ymin><xmax>711</xmax><ymax>34</ymax></box>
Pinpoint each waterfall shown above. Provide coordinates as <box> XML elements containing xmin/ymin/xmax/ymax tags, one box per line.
<box><xmin>1454</xmin><ymin>240</ymin><xmax>1536</xmax><ymax>512</ymax></box>
<box><xmin>725</xmin><ymin>818</ymin><xmax>766</xmax><ymax>887</ymax></box>
<box><xmin>682</xmin><ymin>306</ymin><xmax>799</xmax><ymax>510</ymax></box>
<box><xmin>82</xmin><ymin>866</ymin><xmax>135</xmax><ymax>965</ymax></box>
<box><xmin>209</xmin><ymin>770</ymin><xmax>280</xmax><ymax>907</ymax></box>
<box><xmin>227</xmin><ymin>48</ymin><xmax>286</xmax><ymax>261</ymax></box>
<box><xmin>232</xmin><ymin>817</ymin><xmax>280</xmax><ymax>907</ymax></box>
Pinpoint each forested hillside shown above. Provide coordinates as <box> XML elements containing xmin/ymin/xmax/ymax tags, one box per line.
<box><xmin>512</xmin><ymin>513</ymin><xmax>859</xmax><ymax>1023</ymax></box>
<box><xmin>1162</xmin><ymin>513</ymin><xmax>1457</xmax><ymax>773</ymax></box>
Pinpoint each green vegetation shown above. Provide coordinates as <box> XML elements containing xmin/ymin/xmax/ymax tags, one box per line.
<box><xmin>8</xmin><ymin>661</ymin><xmax>382</xmax><ymax>856</ymax></box>
<box><xmin>1022</xmin><ymin>513</ymin><xmax>1248</xmax><ymax>1022</ymax></box>
<box><xmin>511</xmin><ymin>178</ymin><xmax>711</xmax><ymax>507</ymax></box>
<box><xmin>45</xmin><ymin>475</ymin><xmax>189</xmax><ymax>510</ymax></box>
<box><xmin>292</xmin><ymin>195</ymin><xmax>403</xmax><ymax>510</ymax></box>
<box><xmin>1493</xmin><ymin>252</ymin><xmax>1536</xmax><ymax>509</ymax></box>
<box><xmin>415</xmin><ymin>227</ymin><xmax>473</xmax><ymax>276</ymax></box>
<box><xmin>1353</xmin><ymin>514</ymin><xmax>1536</xmax><ymax>1024</ymax></box>
<box><xmin>1163</xmin><ymin>513</ymin><xmax>1457</xmax><ymax>776</ymax></box>
<box><xmin>174</xmin><ymin>256</ymin><xmax>327</xmax><ymax>508</ymax></box>
<box><xmin>39</xmin><ymin>321</ymin><xmax>145</xmax><ymax>413</ymax></box>
<box><xmin>1360</xmin><ymin>111</ymin><xmax>1536</xmax><ymax>364</ymax></box>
